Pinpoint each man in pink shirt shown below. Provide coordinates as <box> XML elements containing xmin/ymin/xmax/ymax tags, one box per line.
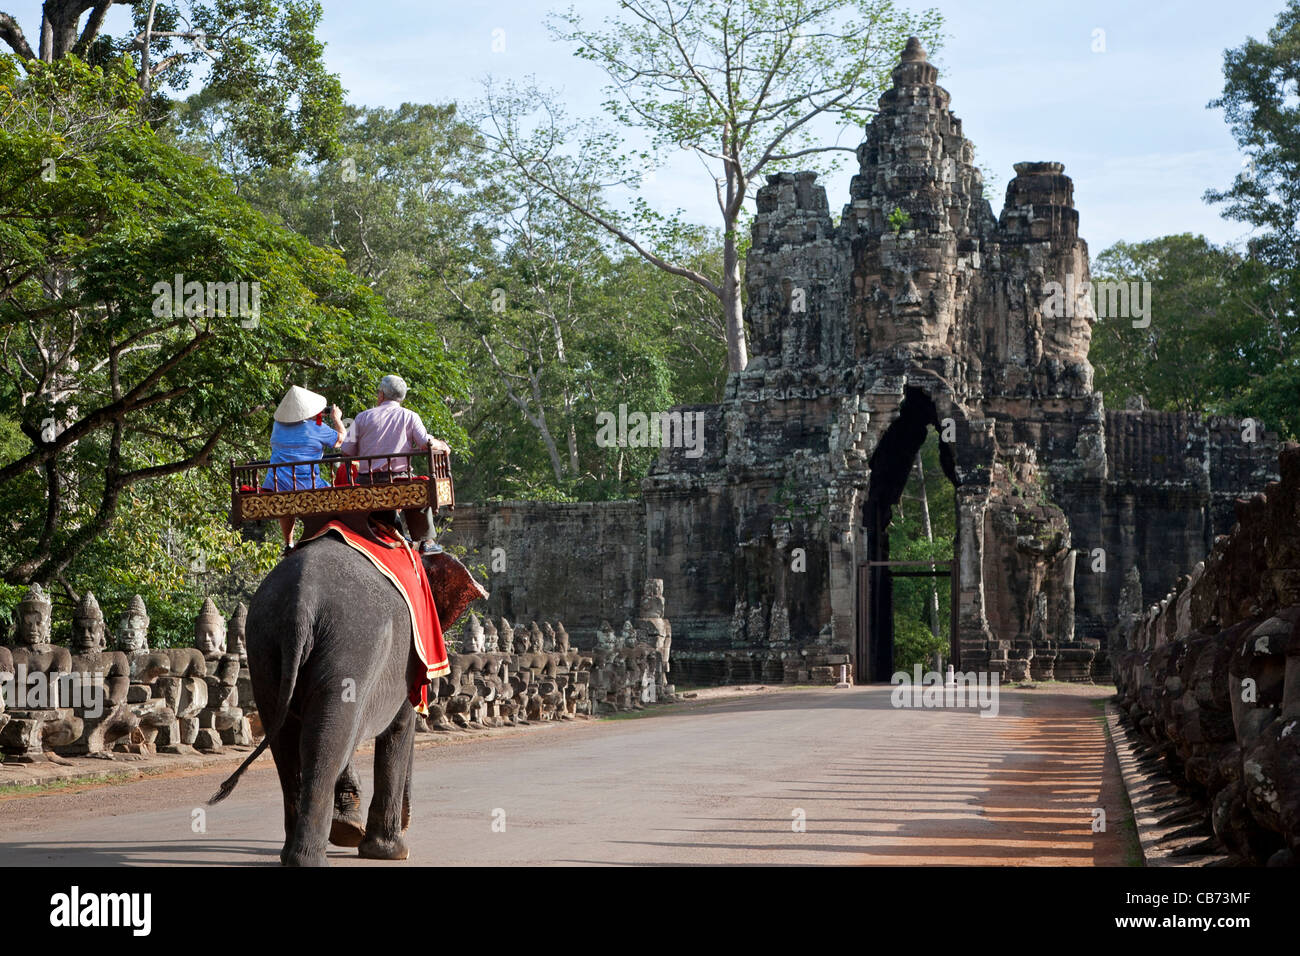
<box><xmin>340</xmin><ymin>374</ymin><xmax>450</xmax><ymax>550</ymax></box>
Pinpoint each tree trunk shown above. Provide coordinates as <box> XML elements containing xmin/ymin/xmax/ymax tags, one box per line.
<box><xmin>721</xmin><ymin>227</ymin><xmax>748</xmax><ymax>373</ymax></box>
<box><xmin>916</xmin><ymin>451</ymin><xmax>940</xmax><ymax>638</ymax></box>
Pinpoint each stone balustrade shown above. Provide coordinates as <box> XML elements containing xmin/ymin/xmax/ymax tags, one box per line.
<box><xmin>1112</xmin><ymin>444</ymin><xmax>1300</xmax><ymax>865</ymax></box>
<box><xmin>2</xmin><ymin>580</ymin><xmax>678</xmax><ymax>764</ymax></box>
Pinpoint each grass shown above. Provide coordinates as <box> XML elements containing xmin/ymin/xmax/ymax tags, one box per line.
<box><xmin>0</xmin><ymin>770</ymin><xmax>144</xmax><ymax>798</ymax></box>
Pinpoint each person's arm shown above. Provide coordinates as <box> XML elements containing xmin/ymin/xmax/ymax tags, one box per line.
<box><xmin>329</xmin><ymin>404</ymin><xmax>345</xmax><ymax>448</ymax></box>
<box><xmin>339</xmin><ymin>410</ymin><xmax>360</xmax><ymax>456</ymax></box>
<box><xmin>409</xmin><ymin>411</ymin><xmax>450</xmax><ymax>454</ymax></box>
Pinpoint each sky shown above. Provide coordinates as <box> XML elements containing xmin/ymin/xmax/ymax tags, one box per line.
<box><xmin>5</xmin><ymin>0</ymin><xmax>1289</xmax><ymax>252</ymax></box>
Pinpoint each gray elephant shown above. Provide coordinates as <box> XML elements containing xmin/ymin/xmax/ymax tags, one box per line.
<box><xmin>209</xmin><ymin>534</ymin><xmax>485</xmax><ymax>867</ymax></box>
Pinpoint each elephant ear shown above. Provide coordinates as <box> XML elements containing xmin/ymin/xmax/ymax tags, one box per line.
<box><xmin>423</xmin><ymin>551</ymin><xmax>489</xmax><ymax>628</ymax></box>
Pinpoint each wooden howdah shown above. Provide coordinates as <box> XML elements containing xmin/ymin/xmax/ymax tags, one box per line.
<box><xmin>229</xmin><ymin>447</ymin><xmax>454</xmax><ymax>527</ymax></box>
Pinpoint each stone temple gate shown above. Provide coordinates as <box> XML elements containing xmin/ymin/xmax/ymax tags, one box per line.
<box><xmin>447</xmin><ymin>38</ymin><xmax>1281</xmax><ymax>685</ymax></box>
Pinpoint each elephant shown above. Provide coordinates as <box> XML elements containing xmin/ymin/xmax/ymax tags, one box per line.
<box><xmin>209</xmin><ymin>529</ymin><xmax>485</xmax><ymax>867</ymax></box>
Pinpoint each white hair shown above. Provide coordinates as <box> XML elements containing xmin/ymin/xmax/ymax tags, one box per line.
<box><xmin>378</xmin><ymin>374</ymin><xmax>408</xmax><ymax>402</ymax></box>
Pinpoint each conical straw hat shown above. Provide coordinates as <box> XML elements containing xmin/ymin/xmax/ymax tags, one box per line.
<box><xmin>274</xmin><ymin>385</ymin><xmax>328</xmax><ymax>423</ymax></box>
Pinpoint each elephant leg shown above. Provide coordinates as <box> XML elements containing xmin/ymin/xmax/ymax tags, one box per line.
<box><xmin>402</xmin><ymin>755</ymin><xmax>412</xmax><ymax>832</ymax></box>
<box><xmin>269</xmin><ymin>713</ymin><xmax>303</xmax><ymax>865</ymax></box>
<box><xmin>358</xmin><ymin>705</ymin><xmax>415</xmax><ymax>860</ymax></box>
<box><xmin>285</xmin><ymin>702</ymin><xmax>358</xmax><ymax>867</ymax></box>
<box><xmin>329</xmin><ymin>760</ymin><xmax>366</xmax><ymax>848</ymax></box>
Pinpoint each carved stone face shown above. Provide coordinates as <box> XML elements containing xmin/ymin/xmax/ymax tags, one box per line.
<box><xmin>229</xmin><ymin>605</ymin><xmax>247</xmax><ymax>662</ymax></box>
<box><xmin>117</xmin><ymin>615</ymin><xmax>149</xmax><ymax>654</ymax></box>
<box><xmin>16</xmin><ymin>605</ymin><xmax>51</xmax><ymax>648</ymax></box>
<box><xmin>72</xmin><ymin>616</ymin><xmax>105</xmax><ymax>655</ymax></box>
<box><xmin>596</xmin><ymin>623</ymin><xmax>617</xmax><ymax>651</ymax></box>
<box><xmin>195</xmin><ymin>618</ymin><xmax>226</xmax><ymax>658</ymax></box>
<box><xmin>465</xmin><ymin>614</ymin><xmax>485</xmax><ymax>653</ymax></box>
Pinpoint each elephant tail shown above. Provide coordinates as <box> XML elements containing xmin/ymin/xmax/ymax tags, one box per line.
<box><xmin>207</xmin><ymin>616</ymin><xmax>310</xmax><ymax>805</ymax></box>
<box><xmin>207</xmin><ymin>736</ymin><xmax>270</xmax><ymax>805</ymax></box>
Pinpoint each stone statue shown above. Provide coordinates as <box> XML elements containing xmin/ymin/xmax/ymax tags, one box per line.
<box><xmin>10</xmin><ymin>583</ymin><xmax>71</xmax><ymax>677</ymax></box>
<box><xmin>542</xmin><ymin>622</ymin><xmax>557</xmax><ymax>653</ymax></box>
<box><xmin>621</xmin><ymin>619</ymin><xmax>637</xmax><ymax>648</ymax></box>
<box><xmin>595</xmin><ymin>620</ymin><xmax>618</xmax><ymax>653</ymax></box>
<box><xmin>104</xmin><ymin>595</ymin><xmax>205</xmax><ymax>756</ymax></box>
<box><xmin>115</xmin><ymin>595</ymin><xmax>151</xmax><ymax>655</ymax></box>
<box><xmin>555</xmin><ymin>621</ymin><xmax>570</xmax><ymax>653</ymax></box>
<box><xmin>191</xmin><ymin>598</ymin><xmax>249</xmax><ymax>752</ymax></box>
<box><xmin>483</xmin><ymin>617</ymin><xmax>501</xmax><ymax>653</ymax></box>
<box><xmin>64</xmin><ymin>592</ymin><xmax>136</xmax><ymax>758</ymax></box>
<box><xmin>194</xmin><ymin>597</ymin><xmax>228</xmax><ymax>661</ymax></box>
<box><xmin>464</xmin><ymin>611</ymin><xmax>486</xmax><ymax>653</ymax></box>
<box><xmin>229</xmin><ymin>602</ymin><xmax>249</xmax><ymax>666</ymax></box>
<box><xmin>508</xmin><ymin>618</ymin><xmax>529</xmax><ymax>655</ymax></box>
<box><xmin>635</xmin><ymin>579</ymin><xmax>672</xmax><ymax>667</ymax></box>
<box><xmin>530</xmin><ymin>621</ymin><xmax>545</xmax><ymax>653</ymax></box>
<box><xmin>0</xmin><ymin>584</ymin><xmax>76</xmax><ymax>763</ymax></box>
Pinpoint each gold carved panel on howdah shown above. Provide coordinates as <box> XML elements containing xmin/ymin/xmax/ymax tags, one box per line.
<box><xmin>236</xmin><ymin>483</ymin><xmax>430</xmax><ymax>522</ymax></box>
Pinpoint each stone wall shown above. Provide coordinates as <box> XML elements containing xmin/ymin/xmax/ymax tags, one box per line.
<box><xmin>442</xmin><ymin>501</ymin><xmax>646</xmax><ymax>631</ymax></box>
<box><xmin>1112</xmin><ymin>444</ymin><xmax>1300</xmax><ymax>864</ymax></box>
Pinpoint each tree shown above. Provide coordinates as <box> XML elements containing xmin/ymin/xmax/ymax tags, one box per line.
<box><xmin>1089</xmin><ymin>236</ymin><xmax>1245</xmax><ymax>413</ymax></box>
<box><xmin>242</xmin><ymin>97</ymin><xmax>726</xmax><ymax>501</ymax></box>
<box><xmin>890</xmin><ymin>430</ymin><xmax>952</xmax><ymax>672</ymax></box>
<box><xmin>1202</xmin><ymin>0</ymin><xmax>1300</xmax><ymax>420</ymax></box>
<box><xmin>481</xmin><ymin>0</ymin><xmax>942</xmax><ymax>373</ymax></box>
<box><xmin>239</xmin><ymin>101</ymin><xmax>495</xmax><ymax>310</ymax></box>
<box><xmin>0</xmin><ymin>1</ymin><xmax>344</xmax><ymax>168</ymax></box>
<box><xmin>0</xmin><ymin>55</ymin><xmax>463</xmax><ymax>591</ymax></box>
<box><xmin>1089</xmin><ymin>234</ymin><xmax>1300</xmax><ymax>439</ymax></box>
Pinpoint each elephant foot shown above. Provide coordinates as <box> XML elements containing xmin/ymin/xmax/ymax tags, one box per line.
<box><xmin>280</xmin><ymin>846</ymin><xmax>330</xmax><ymax>867</ymax></box>
<box><xmin>329</xmin><ymin>815</ymin><xmax>366</xmax><ymax>848</ymax></box>
<box><xmin>331</xmin><ymin>781</ymin><xmax>365</xmax><ymax>847</ymax></box>
<box><xmin>357</xmin><ymin>833</ymin><xmax>409</xmax><ymax>861</ymax></box>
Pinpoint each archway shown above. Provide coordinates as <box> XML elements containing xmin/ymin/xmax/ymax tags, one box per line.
<box><xmin>857</xmin><ymin>387</ymin><xmax>959</xmax><ymax>682</ymax></box>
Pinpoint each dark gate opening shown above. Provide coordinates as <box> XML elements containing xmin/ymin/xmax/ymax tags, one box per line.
<box><xmin>855</xmin><ymin>388</ymin><xmax>959</xmax><ymax>683</ymax></box>
<box><xmin>858</xmin><ymin>560</ymin><xmax>959</xmax><ymax>682</ymax></box>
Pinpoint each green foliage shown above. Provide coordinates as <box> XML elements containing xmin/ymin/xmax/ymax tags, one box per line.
<box><xmin>1089</xmin><ymin>235</ymin><xmax>1300</xmax><ymax>438</ymax></box>
<box><xmin>0</xmin><ymin>54</ymin><xmax>464</xmax><ymax>606</ymax></box>
<box><xmin>1205</xmin><ymin>0</ymin><xmax>1300</xmax><ymax>285</ymax></box>
<box><xmin>1191</xmin><ymin>2</ymin><xmax>1300</xmax><ymax>439</ymax></box>
<box><xmin>893</xmin><ymin>615</ymin><xmax>946</xmax><ymax>675</ymax></box>
<box><xmin>239</xmin><ymin>95</ymin><xmax>726</xmax><ymax>501</ymax></box>
<box><xmin>889</xmin><ymin>431</ymin><xmax>954</xmax><ymax>672</ymax></box>
<box><xmin>888</xmin><ymin>206</ymin><xmax>912</xmax><ymax>234</ymax></box>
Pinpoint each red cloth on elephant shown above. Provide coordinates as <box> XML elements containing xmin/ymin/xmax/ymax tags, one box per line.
<box><xmin>305</xmin><ymin>520</ymin><xmax>450</xmax><ymax>710</ymax></box>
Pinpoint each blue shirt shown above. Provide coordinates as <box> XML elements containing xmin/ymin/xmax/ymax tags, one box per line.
<box><xmin>262</xmin><ymin>420</ymin><xmax>341</xmax><ymax>491</ymax></box>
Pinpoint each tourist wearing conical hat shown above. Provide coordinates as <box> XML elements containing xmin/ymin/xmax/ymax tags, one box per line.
<box><xmin>263</xmin><ymin>385</ymin><xmax>346</xmax><ymax>552</ymax></box>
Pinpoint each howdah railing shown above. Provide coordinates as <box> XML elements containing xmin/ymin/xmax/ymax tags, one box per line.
<box><xmin>229</xmin><ymin>446</ymin><xmax>454</xmax><ymax>526</ymax></box>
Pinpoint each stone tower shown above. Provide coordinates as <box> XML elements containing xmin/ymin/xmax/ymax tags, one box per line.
<box><xmin>642</xmin><ymin>38</ymin><xmax>1279</xmax><ymax>684</ymax></box>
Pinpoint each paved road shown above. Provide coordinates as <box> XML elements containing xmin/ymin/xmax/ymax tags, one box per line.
<box><xmin>0</xmin><ymin>686</ymin><xmax>1128</xmax><ymax>866</ymax></box>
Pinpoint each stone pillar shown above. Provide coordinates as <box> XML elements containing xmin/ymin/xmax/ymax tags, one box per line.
<box><xmin>956</xmin><ymin>488</ymin><xmax>997</xmax><ymax>673</ymax></box>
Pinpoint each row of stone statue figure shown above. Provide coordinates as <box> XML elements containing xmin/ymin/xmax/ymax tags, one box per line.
<box><xmin>0</xmin><ymin>584</ymin><xmax>252</xmax><ymax>762</ymax></box>
<box><xmin>1</xmin><ymin>577</ymin><xmax>677</xmax><ymax>760</ymax></box>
